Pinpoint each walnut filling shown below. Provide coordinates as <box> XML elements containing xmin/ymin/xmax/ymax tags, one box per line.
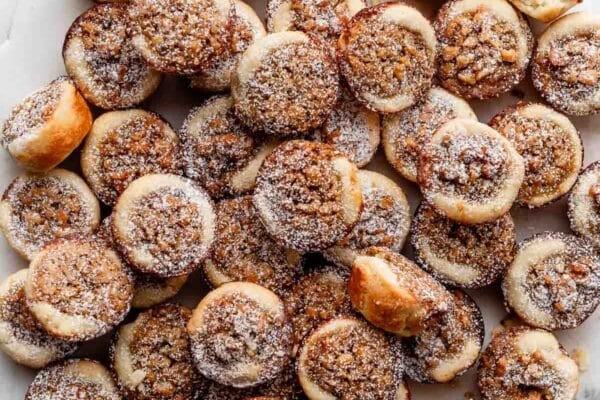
<box><xmin>285</xmin><ymin>269</ymin><xmax>353</xmax><ymax>352</ymax></box>
<box><xmin>190</xmin><ymin>294</ymin><xmax>291</xmax><ymax>384</ymax></box>
<box><xmin>129</xmin><ymin>0</ymin><xmax>231</xmax><ymax>73</ymax></box>
<box><xmin>97</xmin><ymin>115</ymin><xmax>180</xmax><ymax>204</ymax></box>
<box><xmin>181</xmin><ymin>102</ymin><xmax>259</xmax><ymax>198</ymax></box>
<box><xmin>30</xmin><ymin>241</ymin><xmax>131</xmax><ymax>325</ymax></box>
<box><xmin>304</xmin><ymin>323</ymin><xmax>400</xmax><ymax>399</ymax></box>
<box><xmin>127</xmin><ymin>305</ymin><xmax>197</xmax><ymax>399</ymax></box>
<box><xmin>2</xmin><ymin>79</ymin><xmax>63</xmax><ymax>146</ymax></box>
<box><xmin>128</xmin><ymin>188</ymin><xmax>205</xmax><ymax>276</ymax></box>
<box><xmin>492</xmin><ymin>112</ymin><xmax>578</xmax><ymax>202</ymax></box>
<box><xmin>290</xmin><ymin>0</ymin><xmax>350</xmax><ymax>45</ymax></box>
<box><xmin>413</xmin><ymin>203</ymin><xmax>515</xmax><ymax>287</ymax></box>
<box><xmin>438</xmin><ymin>8</ymin><xmax>521</xmax><ymax>95</ymax></box>
<box><xmin>202</xmin><ymin>369</ymin><xmax>304</xmax><ymax>400</ymax></box>
<box><xmin>72</xmin><ymin>4</ymin><xmax>153</xmax><ymax>105</ymax></box>
<box><xmin>211</xmin><ymin>197</ymin><xmax>301</xmax><ymax>295</ymax></box>
<box><xmin>236</xmin><ymin>42</ymin><xmax>338</xmax><ymax>135</ymax></box>
<box><xmin>344</xmin><ymin>21</ymin><xmax>433</xmax><ymax>99</ymax></box>
<box><xmin>423</xmin><ymin>132</ymin><xmax>509</xmax><ymax>202</ymax></box>
<box><xmin>5</xmin><ymin>176</ymin><xmax>94</xmax><ymax>254</ymax></box>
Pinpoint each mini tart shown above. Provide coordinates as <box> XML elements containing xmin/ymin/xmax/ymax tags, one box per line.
<box><xmin>532</xmin><ymin>12</ymin><xmax>600</xmax><ymax>116</ymax></box>
<box><xmin>25</xmin><ymin>236</ymin><xmax>134</xmax><ymax>342</ymax></box>
<box><xmin>1</xmin><ymin>77</ymin><xmax>92</xmax><ymax>172</ymax></box>
<box><xmin>232</xmin><ymin>31</ymin><xmax>339</xmax><ymax>137</ymax></box>
<box><xmin>285</xmin><ymin>266</ymin><xmax>354</xmax><ymax>356</ymax></box>
<box><xmin>266</xmin><ymin>0</ymin><xmax>365</xmax><ymax>46</ymax></box>
<box><xmin>63</xmin><ymin>4</ymin><xmax>162</xmax><ymax>110</ymax></box>
<box><xmin>297</xmin><ymin>317</ymin><xmax>408</xmax><ymax>400</ymax></box>
<box><xmin>568</xmin><ymin>161</ymin><xmax>600</xmax><ymax>248</ymax></box>
<box><xmin>349</xmin><ymin>247</ymin><xmax>452</xmax><ymax>337</ymax></box>
<box><xmin>490</xmin><ymin>103</ymin><xmax>582</xmax><ymax>208</ymax></box>
<box><xmin>25</xmin><ymin>359</ymin><xmax>121</xmax><ymax>400</ymax></box>
<box><xmin>190</xmin><ymin>1</ymin><xmax>266</xmax><ymax>92</ymax></box>
<box><xmin>180</xmin><ymin>95</ymin><xmax>277</xmax><ymax>198</ymax></box>
<box><xmin>319</xmin><ymin>87</ymin><xmax>381</xmax><ymax>168</ymax></box>
<box><xmin>0</xmin><ymin>269</ymin><xmax>76</xmax><ymax>368</ymax></box>
<box><xmin>325</xmin><ymin>170</ymin><xmax>411</xmax><ymax>269</ymax></box>
<box><xmin>417</xmin><ymin>118</ymin><xmax>525</xmax><ymax>225</ymax></box>
<box><xmin>128</xmin><ymin>0</ymin><xmax>234</xmax><ymax>75</ymax></box>
<box><xmin>81</xmin><ymin>109</ymin><xmax>181</xmax><ymax>206</ymax></box>
<box><xmin>477</xmin><ymin>327</ymin><xmax>579</xmax><ymax>400</ymax></box>
<box><xmin>403</xmin><ymin>289</ymin><xmax>484</xmax><ymax>383</ymax></box>
<box><xmin>338</xmin><ymin>3</ymin><xmax>436</xmax><ymax>113</ymax></box>
<box><xmin>502</xmin><ymin>232</ymin><xmax>600</xmax><ymax>330</ymax></box>
<box><xmin>187</xmin><ymin>282</ymin><xmax>293</xmax><ymax>388</ymax></box>
<box><xmin>204</xmin><ymin>196</ymin><xmax>302</xmax><ymax>295</ymax></box>
<box><xmin>96</xmin><ymin>215</ymin><xmax>188</xmax><ymax>308</ymax></box>
<box><xmin>253</xmin><ymin>140</ymin><xmax>362</xmax><ymax>252</ymax></box>
<box><xmin>113</xmin><ymin>174</ymin><xmax>216</xmax><ymax>278</ymax></box>
<box><xmin>0</xmin><ymin>169</ymin><xmax>100</xmax><ymax>261</ymax></box>
<box><xmin>111</xmin><ymin>304</ymin><xmax>199</xmax><ymax>400</ymax></box>
<box><xmin>202</xmin><ymin>368</ymin><xmax>305</xmax><ymax>400</ymax></box>
<box><xmin>508</xmin><ymin>0</ymin><xmax>581</xmax><ymax>22</ymax></box>
<box><xmin>382</xmin><ymin>86</ymin><xmax>477</xmax><ymax>183</ymax></box>
<box><xmin>411</xmin><ymin>202</ymin><xmax>516</xmax><ymax>288</ymax></box>
<box><xmin>434</xmin><ymin>0</ymin><xmax>534</xmax><ymax>100</ymax></box>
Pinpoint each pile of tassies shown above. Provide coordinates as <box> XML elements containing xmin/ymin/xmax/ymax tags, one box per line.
<box><xmin>0</xmin><ymin>0</ymin><xmax>599</xmax><ymax>398</ymax></box>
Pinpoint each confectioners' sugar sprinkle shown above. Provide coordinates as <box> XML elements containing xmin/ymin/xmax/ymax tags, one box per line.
<box><xmin>289</xmin><ymin>0</ymin><xmax>352</xmax><ymax>46</ymax></box>
<box><xmin>568</xmin><ymin>161</ymin><xmax>600</xmax><ymax>247</ymax></box>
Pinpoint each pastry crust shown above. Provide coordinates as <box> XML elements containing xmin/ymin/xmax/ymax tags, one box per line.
<box><xmin>568</xmin><ymin>161</ymin><xmax>600</xmax><ymax>248</ymax></box>
<box><xmin>348</xmin><ymin>247</ymin><xmax>452</xmax><ymax>337</ymax></box>
<box><xmin>532</xmin><ymin>12</ymin><xmax>600</xmax><ymax>116</ymax></box>
<box><xmin>502</xmin><ymin>232</ymin><xmax>600</xmax><ymax>330</ymax></box>
<box><xmin>128</xmin><ymin>0</ymin><xmax>235</xmax><ymax>75</ymax></box>
<box><xmin>508</xmin><ymin>0</ymin><xmax>581</xmax><ymax>22</ymax></box>
<box><xmin>325</xmin><ymin>170</ymin><xmax>411</xmax><ymax>269</ymax></box>
<box><xmin>26</xmin><ymin>359</ymin><xmax>121</xmax><ymax>400</ymax></box>
<box><xmin>418</xmin><ymin>118</ymin><xmax>525</xmax><ymax>225</ymax></box>
<box><xmin>253</xmin><ymin>140</ymin><xmax>362</xmax><ymax>251</ymax></box>
<box><xmin>0</xmin><ymin>169</ymin><xmax>100</xmax><ymax>260</ymax></box>
<box><xmin>338</xmin><ymin>2</ymin><xmax>436</xmax><ymax>113</ymax></box>
<box><xmin>0</xmin><ymin>269</ymin><xmax>76</xmax><ymax>368</ymax></box>
<box><xmin>190</xmin><ymin>1</ymin><xmax>266</xmax><ymax>92</ymax></box>
<box><xmin>297</xmin><ymin>317</ymin><xmax>408</xmax><ymax>400</ymax></box>
<box><xmin>434</xmin><ymin>0</ymin><xmax>534</xmax><ymax>99</ymax></box>
<box><xmin>411</xmin><ymin>202</ymin><xmax>516</xmax><ymax>288</ymax></box>
<box><xmin>180</xmin><ymin>95</ymin><xmax>277</xmax><ymax>198</ymax></box>
<box><xmin>187</xmin><ymin>282</ymin><xmax>293</xmax><ymax>388</ymax></box>
<box><xmin>232</xmin><ymin>31</ymin><xmax>339</xmax><ymax>136</ymax></box>
<box><xmin>1</xmin><ymin>77</ymin><xmax>92</xmax><ymax>172</ymax></box>
<box><xmin>25</xmin><ymin>236</ymin><xmax>134</xmax><ymax>342</ymax></box>
<box><xmin>477</xmin><ymin>327</ymin><xmax>579</xmax><ymax>400</ymax></box>
<box><xmin>200</xmin><ymin>368</ymin><xmax>305</xmax><ymax>399</ymax></box>
<box><xmin>113</xmin><ymin>174</ymin><xmax>216</xmax><ymax>278</ymax></box>
<box><xmin>382</xmin><ymin>86</ymin><xmax>477</xmax><ymax>182</ymax></box>
<box><xmin>63</xmin><ymin>4</ymin><xmax>162</xmax><ymax>110</ymax></box>
<box><xmin>490</xmin><ymin>102</ymin><xmax>582</xmax><ymax>208</ymax></box>
<box><xmin>81</xmin><ymin>109</ymin><xmax>181</xmax><ymax>206</ymax></box>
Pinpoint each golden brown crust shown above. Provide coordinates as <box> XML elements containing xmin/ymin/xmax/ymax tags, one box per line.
<box><xmin>508</xmin><ymin>0</ymin><xmax>581</xmax><ymax>22</ymax></box>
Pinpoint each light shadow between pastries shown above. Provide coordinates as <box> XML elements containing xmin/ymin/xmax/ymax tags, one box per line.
<box><xmin>507</xmin><ymin>0</ymin><xmax>581</xmax><ymax>22</ymax></box>
<box><xmin>63</xmin><ymin>3</ymin><xmax>162</xmax><ymax>110</ymax></box>
<box><xmin>337</xmin><ymin>2</ymin><xmax>437</xmax><ymax>113</ymax></box>
<box><xmin>190</xmin><ymin>0</ymin><xmax>266</xmax><ymax>93</ymax></box>
<box><xmin>1</xmin><ymin>77</ymin><xmax>92</xmax><ymax>172</ymax></box>
<box><xmin>349</xmin><ymin>247</ymin><xmax>453</xmax><ymax>337</ymax></box>
<box><xmin>296</xmin><ymin>317</ymin><xmax>409</xmax><ymax>400</ymax></box>
<box><xmin>112</xmin><ymin>174</ymin><xmax>216</xmax><ymax>278</ymax></box>
<box><xmin>231</xmin><ymin>31</ymin><xmax>340</xmax><ymax>137</ymax></box>
<box><xmin>24</xmin><ymin>236</ymin><xmax>134</xmax><ymax>342</ymax></box>
<box><xmin>0</xmin><ymin>169</ymin><xmax>100</xmax><ymax>261</ymax></box>
<box><xmin>187</xmin><ymin>282</ymin><xmax>293</xmax><ymax>388</ymax></box>
<box><xmin>477</xmin><ymin>327</ymin><xmax>579</xmax><ymax>400</ymax></box>
<box><xmin>434</xmin><ymin>0</ymin><xmax>534</xmax><ymax>100</ymax></box>
<box><xmin>532</xmin><ymin>12</ymin><xmax>600</xmax><ymax>116</ymax></box>
<box><xmin>81</xmin><ymin>109</ymin><xmax>181</xmax><ymax>206</ymax></box>
<box><xmin>252</xmin><ymin>140</ymin><xmax>362</xmax><ymax>252</ymax></box>
<box><xmin>25</xmin><ymin>359</ymin><xmax>121</xmax><ymax>400</ymax></box>
<box><xmin>417</xmin><ymin>118</ymin><xmax>525</xmax><ymax>225</ymax></box>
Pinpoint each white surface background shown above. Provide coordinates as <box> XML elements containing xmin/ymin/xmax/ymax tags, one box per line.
<box><xmin>0</xmin><ymin>0</ymin><xmax>598</xmax><ymax>398</ymax></box>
